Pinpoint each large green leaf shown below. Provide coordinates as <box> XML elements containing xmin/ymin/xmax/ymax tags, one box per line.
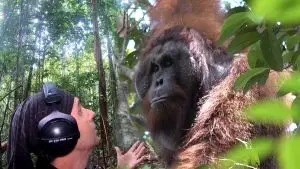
<box><xmin>247</xmin><ymin>12</ymin><xmax>264</xmax><ymax>25</ymax></box>
<box><xmin>260</xmin><ymin>25</ymin><xmax>283</xmax><ymax>71</ymax></box>
<box><xmin>281</xmin><ymin>51</ymin><xmax>300</xmax><ymax>70</ymax></box>
<box><xmin>278</xmin><ymin>73</ymin><xmax>300</xmax><ymax>96</ymax></box>
<box><xmin>252</xmin><ymin>0</ymin><xmax>300</xmax><ymax>23</ymax></box>
<box><xmin>226</xmin><ymin>6</ymin><xmax>249</xmax><ymax>16</ymax></box>
<box><xmin>218</xmin><ymin>143</ymin><xmax>259</xmax><ymax>169</ymax></box>
<box><xmin>285</xmin><ymin>33</ymin><xmax>300</xmax><ymax>50</ymax></box>
<box><xmin>227</xmin><ymin>31</ymin><xmax>260</xmax><ymax>55</ymax></box>
<box><xmin>218</xmin><ymin>12</ymin><xmax>251</xmax><ymax>45</ymax></box>
<box><xmin>247</xmin><ymin>41</ymin><xmax>267</xmax><ymax>68</ymax></box>
<box><xmin>278</xmin><ymin>136</ymin><xmax>300</xmax><ymax>169</ymax></box>
<box><xmin>217</xmin><ymin>138</ymin><xmax>273</xmax><ymax>169</ymax></box>
<box><xmin>291</xmin><ymin>96</ymin><xmax>300</xmax><ymax>121</ymax></box>
<box><xmin>251</xmin><ymin>138</ymin><xmax>274</xmax><ymax>160</ymax></box>
<box><xmin>282</xmin><ymin>51</ymin><xmax>299</xmax><ymax>65</ymax></box>
<box><xmin>233</xmin><ymin>68</ymin><xmax>269</xmax><ymax>93</ymax></box>
<box><xmin>295</xmin><ymin>52</ymin><xmax>300</xmax><ymax>71</ymax></box>
<box><xmin>123</xmin><ymin>50</ymin><xmax>139</xmax><ymax>68</ymax></box>
<box><xmin>246</xmin><ymin>99</ymin><xmax>292</xmax><ymax>124</ymax></box>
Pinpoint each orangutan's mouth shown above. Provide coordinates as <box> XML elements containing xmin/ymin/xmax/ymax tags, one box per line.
<box><xmin>151</xmin><ymin>96</ymin><xmax>168</xmax><ymax>104</ymax></box>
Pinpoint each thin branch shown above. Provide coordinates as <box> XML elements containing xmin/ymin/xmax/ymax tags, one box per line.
<box><xmin>0</xmin><ymin>85</ymin><xmax>22</xmax><ymax>103</ymax></box>
<box><xmin>218</xmin><ymin>158</ymin><xmax>258</xmax><ymax>169</ymax></box>
<box><xmin>117</xmin><ymin>7</ymin><xmax>150</xmax><ymax>36</ymax></box>
<box><xmin>127</xmin><ymin>9</ymin><xmax>150</xmax><ymax>33</ymax></box>
<box><xmin>121</xmin><ymin>36</ymin><xmax>128</xmax><ymax>60</ymax></box>
<box><xmin>117</xmin><ymin>10</ymin><xmax>128</xmax><ymax>36</ymax></box>
<box><xmin>135</xmin><ymin>0</ymin><xmax>153</xmax><ymax>8</ymax></box>
<box><xmin>0</xmin><ymin>92</ymin><xmax>11</xmax><ymax>136</ymax></box>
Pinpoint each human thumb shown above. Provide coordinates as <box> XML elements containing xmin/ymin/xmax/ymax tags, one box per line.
<box><xmin>114</xmin><ymin>146</ymin><xmax>122</xmax><ymax>156</ymax></box>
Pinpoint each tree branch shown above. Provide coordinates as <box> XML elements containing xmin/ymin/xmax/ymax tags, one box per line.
<box><xmin>127</xmin><ymin>8</ymin><xmax>150</xmax><ymax>33</ymax></box>
<box><xmin>0</xmin><ymin>85</ymin><xmax>22</xmax><ymax>103</ymax></box>
<box><xmin>218</xmin><ymin>158</ymin><xmax>258</xmax><ymax>169</ymax></box>
<box><xmin>135</xmin><ymin>0</ymin><xmax>153</xmax><ymax>8</ymax></box>
<box><xmin>118</xmin><ymin>65</ymin><xmax>135</xmax><ymax>80</ymax></box>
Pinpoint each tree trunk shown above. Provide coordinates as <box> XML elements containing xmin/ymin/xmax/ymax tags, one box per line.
<box><xmin>112</xmin><ymin>7</ymin><xmax>141</xmax><ymax>148</ymax></box>
<box><xmin>23</xmin><ymin>64</ymin><xmax>33</xmax><ymax>99</ymax></box>
<box><xmin>35</xmin><ymin>20</ymin><xmax>43</xmax><ymax>92</ymax></box>
<box><xmin>114</xmin><ymin>62</ymin><xmax>140</xmax><ymax>149</ymax></box>
<box><xmin>19</xmin><ymin>0</ymin><xmax>29</xmax><ymax>97</ymax></box>
<box><xmin>0</xmin><ymin>80</ymin><xmax>12</xmax><ymax>169</ymax></box>
<box><xmin>106</xmin><ymin>33</ymin><xmax>117</xmax><ymax>117</ymax></box>
<box><xmin>105</xmin><ymin>33</ymin><xmax>118</xmax><ymax>152</ymax></box>
<box><xmin>118</xmin><ymin>65</ymin><xmax>134</xmax><ymax>80</ymax></box>
<box><xmin>75</xmin><ymin>45</ymin><xmax>80</xmax><ymax>97</ymax></box>
<box><xmin>115</xmin><ymin>81</ymin><xmax>140</xmax><ymax>149</ymax></box>
<box><xmin>14</xmin><ymin>0</ymin><xmax>25</xmax><ymax>109</ymax></box>
<box><xmin>91</xmin><ymin>0</ymin><xmax>110</xmax><ymax>167</ymax></box>
<box><xmin>113</xmin><ymin>30</ymin><xmax>140</xmax><ymax>150</ymax></box>
<box><xmin>40</xmin><ymin>41</ymin><xmax>50</xmax><ymax>85</ymax></box>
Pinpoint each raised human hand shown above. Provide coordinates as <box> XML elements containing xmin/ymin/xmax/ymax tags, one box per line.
<box><xmin>115</xmin><ymin>141</ymin><xmax>147</xmax><ymax>169</ymax></box>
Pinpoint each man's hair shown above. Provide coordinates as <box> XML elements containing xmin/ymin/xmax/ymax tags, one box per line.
<box><xmin>7</xmin><ymin>90</ymin><xmax>74</xmax><ymax>169</ymax></box>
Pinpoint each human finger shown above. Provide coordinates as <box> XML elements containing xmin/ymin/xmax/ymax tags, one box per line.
<box><xmin>136</xmin><ymin>155</ymin><xmax>147</xmax><ymax>164</ymax></box>
<box><xmin>129</xmin><ymin>141</ymin><xmax>140</xmax><ymax>152</ymax></box>
<box><xmin>114</xmin><ymin>146</ymin><xmax>122</xmax><ymax>156</ymax></box>
<box><xmin>134</xmin><ymin>142</ymin><xmax>144</xmax><ymax>153</ymax></box>
<box><xmin>136</xmin><ymin>146</ymin><xmax>146</xmax><ymax>158</ymax></box>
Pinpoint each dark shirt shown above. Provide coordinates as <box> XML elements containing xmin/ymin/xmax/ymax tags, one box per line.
<box><xmin>36</xmin><ymin>158</ymin><xmax>57</xmax><ymax>169</ymax></box>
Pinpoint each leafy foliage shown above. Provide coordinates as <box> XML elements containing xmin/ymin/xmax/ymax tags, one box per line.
<box><xmin>233</xmin><ymin>68</ymin><xmax>269</xmax><ymax>93</ymax></box>
<box><xmin>216</xmin><ymin>0</ymin><xmax>300</xmax><ymax>168</ymax></box>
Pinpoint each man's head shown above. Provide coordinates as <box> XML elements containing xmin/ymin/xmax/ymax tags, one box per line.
<box><xmin>7</xmin><ymin>85</ymin><xmax>99</xmax><ymax>169</ymax></box>
<box><xmin>70</xmin><ymin>97</ymin><xmax>100</xmax><ymax>151</ymax></box>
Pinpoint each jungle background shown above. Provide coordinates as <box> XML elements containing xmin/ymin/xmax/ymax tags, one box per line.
<box><xmin>0</xmin><ymin>0</ymin><xmax>300</xmax><ymax>168</ymax></box>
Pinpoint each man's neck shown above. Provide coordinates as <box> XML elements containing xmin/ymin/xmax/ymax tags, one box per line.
<box><xmin>51</xmin><ymin>149</ymin><xmax>90</xmax><ymax>169</ymax></box>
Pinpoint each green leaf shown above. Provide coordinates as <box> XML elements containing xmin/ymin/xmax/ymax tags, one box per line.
<box><xmin>243</xmin><ymin>68</ymin><xmax>269</xmax><ymax>93</ymax></box>
<box><xmin>260</xmin><ymin>25</ymin><xmax>283</xmax><ymax>71</ymax></box>
<box><xmin>285</xmin><ymin>33</ymin><xmax>300</xmax><ymax>50</ymax></box>
<box><xmin>282</xmin><ymin>51</ymin><xmax>295</xmax><ymax>65</ymax></box>
<box><xmin>219</xmin><ymin>145</ymin><xmax>258</xmax><ymax>169</ymax></box>
<box><xmin>277</xmin><ymin>31</ymin><xmax>287</xmax><ymax>41</ymax></box>
<box><xmin>218</xmin><ymin>12</ymin><xmax>251</xmax><ymax>45</ymax></box>
<box><xmin>278</xmin><ymin>136</ymin><xmax>300</xmax><ymax>169</ymax></box>
<box><xmin>291</xmin><ymin>52</ymin><xmax>300</xmax><ymax>67</ymax></box>
<box><xmin>124</xmin><ymin>50</ymin><xmax>138</xmax><ymax>68</ymax></box>
<box><xmin>291</xmin><ymin>96</ymin><xmax>300</xmax><ymax>121</ymax></box>
<box><xmin>227</xmin><ymin>31</ymin><xmax>260</xmax><ymax>55</ymax></box>
<box><xmin>246</xmin><ymin>99</ymin><xmax>292</xmax><ymax>124</ymax></box>
<box><xmin>295</xmin><ymin>53</ymin><xmax>300</xmax><ymax>71</ymax></box>
<box><xmin>247</xmin><ymin>12</ymin><xmax>264</xmax><ymax>24</ymax></box>
<box><xmin>282</xmin><ymin>51</ymin><xmax>300</xmax><ymax>66</ymax></box>
<box><xmin>278</xmin><ymin>73</ymin><xmax>300</xmax><ymax>96</ymax></box>
<box><xmin>226</xmin><ymin>6</ymin><xmax>249</xmax><ymax>16</ymax></box>
<box><xmin>247</xmin><ymin>41</ymin><xmax>267</xmax><ymax>68</ymax></box>
<box><xmin>234</xmin><ymin>68</ymin><xmax>269</xmax><ymax>93</ymax></box>
<box><xmin>217</xmin><ymin>138</ymin><xmax>268</xmax><ymax>168</ymax></box>
<box><xmin>252</xmin><ymin>0</ymin><xmax>300</xmax><ymax>23</ymax></box>
<box><xmin>251</xmin><ymin>138</ymin><xmax>273</xmax><ymax>160</ymax></box>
